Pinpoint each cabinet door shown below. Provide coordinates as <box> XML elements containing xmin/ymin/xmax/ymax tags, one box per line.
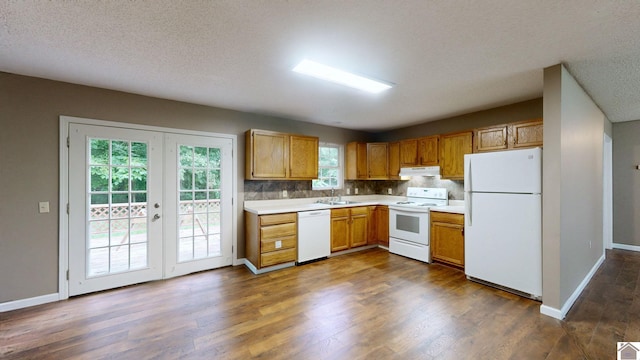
<box><xmin>350</xmin><ymin>208</ymin><xmax>369</xmax><ymax>248</ymax></box>
<box><xmin>367</xmin><ymin>206</ymin><xmax>378</xmax><ymax>245</ymax></box>
<box><xmin>399</xmin><ymin>139</ymin><xmax>419</xmax><ymax>166</ymax></box>
<box><xmin>367</xmin><ymin>143</ymin><xmax>389</xmax><ymax>179</ymax></box>
<box><xmin>510</xmin><ymin>119</ymin><xmax>543</xmax><ymax>149</ymax></box>
<box><xmin>331</xmin><ymin>215</ymin><xmax>350</xmax><ymax>252</ymax></box>
<box><xmin>376</xmin><ymin>206</ymin><xmax>389</xmax><ymax>247</ymax></box>
<box><xmin>474</xmin><ymin>125</ymin><xmax>508</xmax><ymax>153</ymax></box>
<box><xmin>388</xmin><ymin>142</ymin><xmax>400</xmax><ymax>179</ymax></box>
<box><xmin>440</xmin><ymin>131</ymin><xmax>472</xmax><ymax>180</ymax></box>
<box><xmin>289</xmin><ymin>135</ymin><xmax>318</xmax><ymax>179</ymax></box>
<box><xmin>247</xmin><ymin>130</ymin><xmax>287</xmax><ymax>179</ymax></box>
<box><xmin>430</xmin><ymin>221</ymin><xmax>464</xmax><ymax>267</ymax></box>
<box><xmin>418</xmin><ymin>135</ymin><xmax>439</xmax><ymax>165</ymax></box>
<box><xmin>346</xmin><ymin>142</ymin><xmax>368</xmax><ymax>180</ymax></box>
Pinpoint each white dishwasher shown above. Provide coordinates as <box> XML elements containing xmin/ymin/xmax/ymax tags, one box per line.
<box><xmin>297</xmin><ymin>209</ymin><xmax>331</xmax><ymax>264</ymax></box>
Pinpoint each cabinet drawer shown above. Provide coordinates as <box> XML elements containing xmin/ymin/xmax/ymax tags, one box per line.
<box><xmin>261</xmin><ymin>248</ymin><xmax>296</xmax><ymax>267</ymax></box>
<box><xmin>331</xmin><ymin>208</ymin><xmax>350</xmax><ymax>218</ymax></box>
<box><xmin>260</xmin><ymin>213</ymin><xmax>296</xmax><ymax>226</ymax></box>
<box><xmin>350</xmin><ymin>206</ymin><xmax>368</xmax><ymax>216</ymax></box>
<box><xmin>261</xmin><ymin>222</ymin><xmax>296</xmax><ymax>239</ymax></box>
<box><xmin>430</xmin><ymin>211</ymin><xmax>464</xmax><ymax>225</ymax></box>
<box><xmin>261</xmin><ymin>235</ymin><xmax>296</xmax><ymax>253</ymax></box>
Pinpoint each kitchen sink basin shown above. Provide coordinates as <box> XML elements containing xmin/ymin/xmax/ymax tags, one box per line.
<box><xmin>329</xmin><ymin>200</ymin><xmax>359</xmax><ymax>205</ymax></box>
<box><xmin>315</xmin><ymin>200</ymin><xmax>360</xmax><ymax>206</ymax></box>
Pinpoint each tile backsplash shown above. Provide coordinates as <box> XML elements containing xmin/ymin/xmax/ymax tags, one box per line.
<box><xmin>243</xmin><ymin>177</ymin><xmax>464</xmax><ymax>201</ymax></box>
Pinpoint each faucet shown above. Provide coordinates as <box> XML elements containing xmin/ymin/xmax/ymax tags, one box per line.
<box><xmin>331</xmin><ymin>188</ymin><xmax>335</xmax><ymax>201</ymax></box>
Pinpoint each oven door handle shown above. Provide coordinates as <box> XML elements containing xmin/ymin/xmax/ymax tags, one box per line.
<box><xmin>388</xmin><ymin>207</ymin><xmax>429</xmax><ymax>214</ymax></box>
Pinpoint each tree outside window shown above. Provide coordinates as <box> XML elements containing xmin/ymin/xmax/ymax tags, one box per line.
<box><xmin>312</xmin><ymin>143</ymin><xmax>342</xmax><ymax>190</ymax></box>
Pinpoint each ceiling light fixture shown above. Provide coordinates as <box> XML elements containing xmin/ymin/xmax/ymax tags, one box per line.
<box><xmin>292</xmin><ymin>59</ymin><xmax>392</xmax><ymax>94</ymax></box>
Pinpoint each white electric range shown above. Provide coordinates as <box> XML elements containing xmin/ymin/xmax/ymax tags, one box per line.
<box><xmin>388</xmin><ymin>187</ymin><xmax>448</xmax><ymax>263</ymax></box>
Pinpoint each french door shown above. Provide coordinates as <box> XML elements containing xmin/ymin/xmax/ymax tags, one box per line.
<box><xmin>69</xmin><ymin>124</ymin><xmax>163</xmax><ymax>295</ymax></box>
<box><xmin>164</xmin><ymin>133</ymin><xmax>232</xmax><ymax>277</ymax></box>
<box><xmin>68</xmin><ymin>123</ymin><xmax>232</xmax><ymax>296</ymax></box>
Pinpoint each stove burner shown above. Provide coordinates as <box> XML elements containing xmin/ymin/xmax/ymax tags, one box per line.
<box><xmin>396</xmin><ymin>201</ymin><xmax>415</xmax><ymax>205</ymax></box>
<box><xmin>418</xmin><ymin>203</ymin><xmax>438</xmax><ymax>207</ymax></box>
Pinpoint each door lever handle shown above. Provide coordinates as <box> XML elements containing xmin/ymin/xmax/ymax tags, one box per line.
<box><xmin>153</xmin><ymin>214</ymin><xmax>161</xmax><ymax>221</ymax></box>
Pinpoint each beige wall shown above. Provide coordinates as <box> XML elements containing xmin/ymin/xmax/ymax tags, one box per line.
<box><xmin>612</xmin><ymin>120</ymin><xmax>640</xmax><ymax>247</ymax></box>
<box><xmin>0</xmin><ymin>70</ymin><xmax>555</xmax><ymax>307</ymax></box>
<box><xmin>0</xmin><ymin>72</ymin><xmax>369</xmax><ymax>303</ymax></box>
<box><xmin>376</xmin><ymin>98</ymin><xmax>542</xmax><ymax>141</ymax></box>
<box><xmin>542</xmin><ymin>64</ymin><xmax>605</xmax><ymax>312</ymax></box>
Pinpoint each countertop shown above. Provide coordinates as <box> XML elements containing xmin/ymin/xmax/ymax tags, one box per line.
<box><xmin>429</xmin><ymin>200</ymin><xmax>465</xmax><ymax>214</ymax></box>
<box><xmin>244</xmin><ymin>196</ymin><xmax>466</xmax><ymax>215</ymax></box>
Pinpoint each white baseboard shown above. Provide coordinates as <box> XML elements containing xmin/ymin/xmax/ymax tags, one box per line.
<box><xmin>613</xmin><ymin>243</ymin><xmax>640</xmax><ymax>252</ymax></box>
<box><xmin>540</xmin><ymin>305</ymin><xmax>563</xmax><ymax>319</ymax></box>
<box><xmin>242</xmin><ymin>258</ymin><xmax>295</xmax><ymax>275</ymax></box>
<box><xmin>0</xmin><ymin>293</ymin><xmax>60</xmax><ymax>313</ymax></box>
<box><xmin>539</xmin><ymin>253</ymin><xmax>605</xmax><ymax>320</ymax></box>
<box><xmin>233</xmin><ymin>257</ymin><xmax>246</xmax><ymax>266</ymax></box>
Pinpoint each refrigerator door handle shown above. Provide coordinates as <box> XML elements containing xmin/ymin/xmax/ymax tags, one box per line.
<box><xmin>466</xmin><ymin>192</ymin><xmax>472</xmax><ymax>226</ymax></box>
<box><xmin>465</xmin><ymin>158</ymin><xmax>472</xmax><ymax>226</ymax></box>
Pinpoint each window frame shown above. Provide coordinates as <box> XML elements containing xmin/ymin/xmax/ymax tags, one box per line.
<box><xmin>312</xmin><ymin>142</ymin><xmax>343</xmax><ymax>190</ymax></box>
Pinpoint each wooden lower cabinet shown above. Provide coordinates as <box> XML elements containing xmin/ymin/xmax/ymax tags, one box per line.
<box><xmin>245</xmin><ymin>211</ymin><xmax>297</xmax><ymax>270</ymax></box>
<box><xmin>430</xmin><ymin>211</ymin><xmax>465</xmax><ymax>269</ymax></box>
<box><xmin>331</xmin><ymin>207</ymin><xmax>369</xmax><ymax>252</ymax></box>
<box><xmin>376</xmin><ymin>206</ymin><xmax>389</xmax><ymax>247</ymax></box>
<box><xmin>366</xmin><ymin>205</ymin><xmax>389</xmax><ymax>246</ymax></box>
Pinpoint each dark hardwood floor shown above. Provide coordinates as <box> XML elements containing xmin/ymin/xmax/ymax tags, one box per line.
<box><xmin>1</xmin><ymin>248</ymin><xmax>637</xmax><ymax>359</ymax></box>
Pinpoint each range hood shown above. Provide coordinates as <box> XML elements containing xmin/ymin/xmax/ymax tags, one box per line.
<box><xmin>399</xmin><ymin>166</ymin><xmax>441</xmax><ymax>177</ymax></box>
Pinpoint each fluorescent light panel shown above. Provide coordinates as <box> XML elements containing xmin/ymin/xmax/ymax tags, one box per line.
<box><xmin>293</xmin><ymin>59</ymin><xmax>392</xmax><ymax>94</ymax></box>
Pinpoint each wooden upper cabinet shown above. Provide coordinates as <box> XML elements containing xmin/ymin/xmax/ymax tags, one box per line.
<box><xmin>367</xmin><ymin>142</ymin><xmax>389</xmax><ymax>179</ymax></box>
<box><xmin>246</xmin><ymin>130</ymin><xmax>287</xmax><ymax>179</ymax></box>
<box><xmin>346</xmin><ymin>142</ymin><xmax>368</xmax><ymax>180</ymax></box>
<box><xmin>440</xmin><ymin>131</ymin><xmax>473</xmax><ymax>180</ymax></box>
<box><xmin>245</xmin><ymin>129</ymin><xmax>318</xmax><ymax>180</ymax></box>
<box><xmin>418</xmin><ymin>135</ymin><xmax>439</xmax><ymax>165</ymax></box>
<box><xmin>473</xmin><ymin>119</ymin><xmax>543</xmax><ymax>153</ymax></box>
<box><xmin>510</xmin><ymin>118</ymin><xmax>543</xmax><ymax>149</ymax></box>
<box><xmin>399</xmin><ymin>136</ymin><xmax>439</xmax><ymax>166</ymax></box>
<box><xmin>388</xmin><ymin>142</ymin><xmax>400</xmax><ymax>179</ymax></box>
<box><xmin>474</xmin><ymin>125</ymin><xmax>509</xmax><ymax>153</ymax></box>
<box><xmin>289</xmin><ymin>135</ymin><xmax>318</xmax><ymax>179</ymax></box>
<box><xmin>399</xmin><ymin>139</ymin><xmax>419</xmax><ymax>166</ymax></box>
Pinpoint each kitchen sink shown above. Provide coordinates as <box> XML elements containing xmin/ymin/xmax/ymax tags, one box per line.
<box><xmin>329</xmin><ymin>200</ymin><xmax>359</xmax><ymax>205</ymax></box>
<box><xmin>315</xmin><ymin>199</ymin><xmax>360</xmax><ymax>205</ymax></box>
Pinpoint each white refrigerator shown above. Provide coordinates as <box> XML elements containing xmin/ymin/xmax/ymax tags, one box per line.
<box><xmin>464</xmin><ymin>147</ymin><xmax>542</xmax><ymax>299</ymax></box>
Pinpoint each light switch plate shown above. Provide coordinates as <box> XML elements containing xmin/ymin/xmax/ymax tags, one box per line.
<box><xmin>355</xmin><ymin>188</ymin><xmax>359</xmax><ymax>195</ymax></box>
<box><xmin>346</xmin><ymin>188</ymin><xmax>350</xmax><ymax>195</ymax></box>
<box><xmin>39</xmin><ymin>201</ymin><xmax>50</xmax><ymax>213</ymax></box>
<box><xmin>275</xmin><ymin>240</ymin><xmax>282</xmax><ymax>249</ymax></box>
<box><xmin>388</xmin><ymin>188</ymin><xmax>393</xmax><ymax>195</ymax></box>
<box><xmin>282</xmin><ymin>190</ymin><xmax>288</xmax><ymax>198</ymax></box>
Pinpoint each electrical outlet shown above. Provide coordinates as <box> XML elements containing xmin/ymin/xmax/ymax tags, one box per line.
<box><xmin>355</xmin><ymin>188</ymin><xmax>359</xmax><ymax>195</ymax></box>
<box><xmin>38</xmin><ymin>201</ymin><xmax>50</xmax><ymax>213</ymax></box>
<box><xmin>346</xmin><ymin>188</ymin><xmax>350</xmax><ymax>195</ymax></box>
<box><xmin>387</xmin><ymin>188</ymin><xmax>393</xmax><ymax>195</ymax></box>
<box><xmin>282</xmin><ymin>190</ymin><xmax>288</xmax><ymax>198</ymax></box>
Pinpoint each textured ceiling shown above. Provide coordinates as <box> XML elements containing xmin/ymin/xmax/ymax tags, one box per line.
<box><xmin>2</xmin><ymin>1</ymin><xmax>640</xmax><ymax>131</ymax></box>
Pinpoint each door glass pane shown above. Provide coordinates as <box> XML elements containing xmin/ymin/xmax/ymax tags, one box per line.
<box><xmin>177</xmin><ymin>144</ymin><xmax>224</xmax><ymax>263</ymax></box>
<box><xmin>87</xmin><ymin>138</ymin><xmax>149</xmax><ymax>277</ymax></box>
